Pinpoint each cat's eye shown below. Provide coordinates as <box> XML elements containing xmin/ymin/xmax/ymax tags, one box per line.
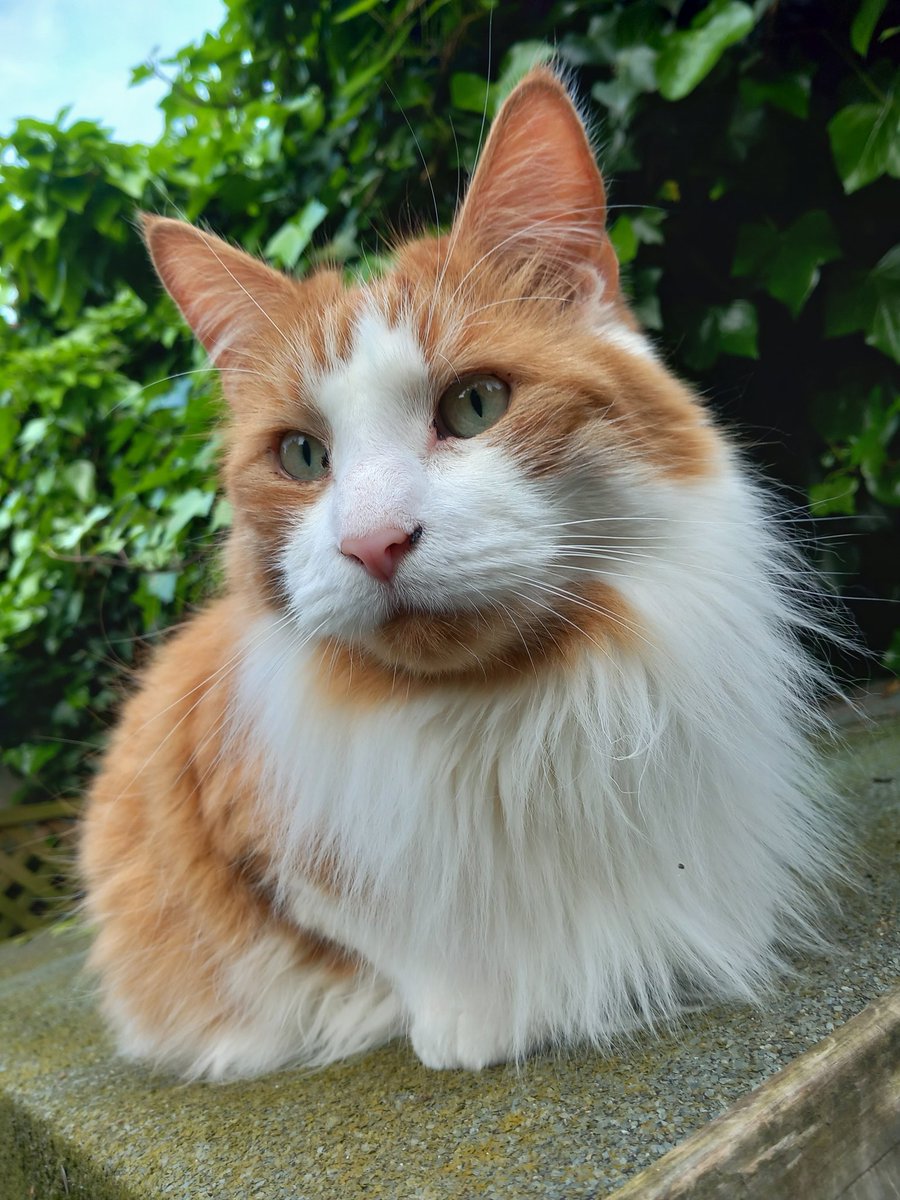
<box><xmin>437</xmin><ymin>375</ymin><xmax>510</xmax><ymax>438</ymax></box>
<box><xmin>278</xmin><ymin>432</ymin><xmax>330</xmax><ymax>481</ymax></box>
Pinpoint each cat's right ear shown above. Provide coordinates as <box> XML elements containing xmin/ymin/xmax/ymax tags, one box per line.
<box><xmin>141</xmin><ymin>215</ymin><xmax>297</xmax><ymax>364</ymax></box>
<box><xmin>451</xmin><ymin>69</ymin><xmax>619</xmax><ymax>299</ymax></box>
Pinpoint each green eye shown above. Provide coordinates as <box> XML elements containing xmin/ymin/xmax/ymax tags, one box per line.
<box><xmin>437</xmin><ymin>375</ymin><xmax>510</xmax><ymax>438</ymax></box>
<box><xmin>278</xmin><ymin>432</ymin><xmax>330</xmax><ymax>481</ymax></box>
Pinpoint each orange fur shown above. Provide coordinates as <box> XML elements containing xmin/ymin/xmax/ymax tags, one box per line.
<box><xmin>81</xmin><ymin>598</ymin><xmax>356</xmax><ymax>1053</ymax></box>
<box><xmin>81</xmin><ymin>68</ymin><xmax>719</xmax><ymax>1070</ymax></box>
<box><xmin>315</xmin><ymin>579</ymin><xmax>640</xmax><ymax>705</ymax></box>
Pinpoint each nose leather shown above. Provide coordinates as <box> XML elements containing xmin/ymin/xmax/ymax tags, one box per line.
<box><xmin>340</xmin><ymin>528</ymin><xmax>413</xmax><ymax>583</ymax></box>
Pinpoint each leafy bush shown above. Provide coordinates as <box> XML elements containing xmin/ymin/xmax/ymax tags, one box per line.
<box><xmin>1</xmin><ymin>0</ymin><xmax>897</xmax><ymax>804</ymax></box>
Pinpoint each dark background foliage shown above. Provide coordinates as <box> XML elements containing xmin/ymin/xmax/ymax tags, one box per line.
<box><xmin>1</xmin><ymin>0</ymin><xmax>898</xmax><ymax>805</ymax></box>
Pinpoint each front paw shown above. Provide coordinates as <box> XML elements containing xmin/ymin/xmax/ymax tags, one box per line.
<box><xmin>410</xmin><ymin>1002</ymin><xmax>513</xmax><ymax>1071</ymax></box>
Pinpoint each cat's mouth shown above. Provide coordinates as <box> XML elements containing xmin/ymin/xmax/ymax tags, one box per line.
<box><xmin>363</xmin><ymin>600</ymin><xmax>521</xmax><ymax>675</ymax></box>
<box><xmin>351</xmin><ymin>574</ymin><xmax>636</xmax><ymax>679</ymax></box>
<box><xmin>315</xmin><ymin>576</ymin><xmax>633</xmax><ymax>692</ymax></box>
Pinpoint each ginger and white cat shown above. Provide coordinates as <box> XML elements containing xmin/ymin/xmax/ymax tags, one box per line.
<box><xmin>80</xmin><ymin>68</ymin><xmax>838</xmax><ymax>1080</ymax></box>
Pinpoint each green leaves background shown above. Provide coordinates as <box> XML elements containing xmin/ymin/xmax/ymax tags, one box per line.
<box><xmin>1</xmin><ymin>0</ymin><xmax>898</xmax><ymax>805</ymax></box>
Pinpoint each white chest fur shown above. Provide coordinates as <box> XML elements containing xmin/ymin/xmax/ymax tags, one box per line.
<box><xmin>233</xmin><ymin>477</ymin><xmax>835</xmax><ymax>1064</ymax></box>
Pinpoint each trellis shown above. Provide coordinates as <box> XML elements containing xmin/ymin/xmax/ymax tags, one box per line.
<box><xmin>0</xmin><ymin>800</ymin><xmax>77</xmax><ymax>940</ymax></box>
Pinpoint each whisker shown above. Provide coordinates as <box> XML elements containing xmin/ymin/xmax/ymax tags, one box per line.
<box><xmin>109</xmin><ymin>611</ymin><xmax>299</xmax><ymax>801</ymax></box>
<box><xmin>147</xmin><ymin>182</ymin><xmax>295</xmax><ymax>353</ymax></box>
<box><xmin>103</xmin><ymin>366</ymin><xmax>270</xmax><ymax>418</ymax></box>
<box><xmin>503</xmin><ymin>586</ymin><xmax>628</xmax><ymax>677</ymax></box>
<box><xmin>471</xmin><ymin>585</ymin><xmax>540</xmax><ymax>680</ymax></box>
<box><xmin>461</xmin><ymin>294</ymin><xmax>564</xmax><ymax>320</ymax></box>
<box><xmin>173</xmin><ymin>618</ymin><xmax>331</xmax><ymax>796</ymax></box>
<box><xmin>508</xmin><ymin>573</ymin><xmax>656</xmax><ymax>652</ymax></box>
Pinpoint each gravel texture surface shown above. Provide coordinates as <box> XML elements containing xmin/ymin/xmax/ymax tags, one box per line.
<box><xmin>1</xmin><ymin>713</ymin><xmax>897</xmax><ymax>1200</ymax></box>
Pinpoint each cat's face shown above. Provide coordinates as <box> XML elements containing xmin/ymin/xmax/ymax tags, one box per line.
<box><xmin>146</xmin><ymin>69</ymin><xmax>716</xmax><ymax>681</ymax></box>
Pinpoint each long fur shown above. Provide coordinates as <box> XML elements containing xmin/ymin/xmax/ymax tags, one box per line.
<box><xmin>236</xmin><ymin>461</ymin><xmax>838</xmax><ymax>1070</ymax></box>
<box><xmin>79</xmin><ymin>68</ymin><xmax>841</xmax><ymax>1079</ymax></box>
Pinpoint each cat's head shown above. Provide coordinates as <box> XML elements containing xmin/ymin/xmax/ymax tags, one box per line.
<box><xmin>144</xmin><ymin>68</ymin><xmax>718</xmax><ymax>687</ymax></box>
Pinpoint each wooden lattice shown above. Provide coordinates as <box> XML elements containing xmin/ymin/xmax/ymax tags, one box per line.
<box><xmin>0</xmin><ymin>800</ymin><xmax>78</xmax><ymax>940</ymax></box>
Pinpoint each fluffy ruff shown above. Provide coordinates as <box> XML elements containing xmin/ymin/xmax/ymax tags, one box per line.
<box><xmin>79</xmin><ymin>66</ymin><xmax>841</xmax><ymax>1080</ymax></box>
<box><xmin>81</xmin><ymin>460</ymin><xmax>838</xmax><ymax>1080</ymax></box>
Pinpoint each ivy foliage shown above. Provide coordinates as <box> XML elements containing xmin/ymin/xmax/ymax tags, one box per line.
<box><xmin>1</xmin><ymin>0</ymin><xmax>898</xmax><ymax>803</ymax></box>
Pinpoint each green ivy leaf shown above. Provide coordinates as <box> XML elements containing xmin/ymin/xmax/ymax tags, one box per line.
<box><xmin>765</xmin><ymin>211</ymin><xmax>841</xmax><ymax>316</ymax></box>
<box><xmin>826</xmin><ymin>245</ymin><xmax>900</xmax><ymax>363</ymax></box>
<box><xmin>209</xmin><ymin>497</ymin><xmax>233</xmax><ymax>533</ymax></box>
<box><xmin>264</xmin><ymin>200</ymin><xmax>329</xmax><ymax>269</ymax></box>
<box><xmin>809</xmin><ymin>474</ymin><xmax>859</xmax><ymax>516</ymax></box>
<box><xmin>334</xmin><ymin>0</ymin><xmax>382</xmax><ymax>22</ymax></box>
<box><xmin>18</xmin><ymin>417</ymin><xmax>49</xmax><ymax>450</ymax></box>
<box><xmin>451</xmin><ymin>72</ymin><xmax>492</xmax><ymax>115</ymax></box>
<box><xmin>608</xmin><ymin>216</ymin><xmax>638</xmax><ymax>264</ymax></box>
<box><xmin>734</xmin><ymin>211</ymin><xmax>840</xmax><ymax>316</ymax></box>
<box><xmin>851</xmin><ymin>0</ymin><xmax>888</xmax><ymax>55</ymax></box>
<box><xmin>739</xmin><ymin>72</ymin><xmax>811</xmax><ymax>119</ymax></box>
<box><xmin>683</xmin><ymin>300</ymin><xmax>758</xmax><ymax>369</ymax></box>
<box><xmin>592</xmin><ymin>47</ymin><xmax>658</xmax><ymax>121</ymax></box>
<box><xmin>828</xmin><ymin>99</ymin><xmax>900</xmax><ymax>194</ymax></box>
<box><xmin>657</xmin><ymin>1</ymin><xmax>755</xmax><ymax>101</ymax></box>
<box><xmin>716</xmin><ymin>299</ymin><xmax>759</xmax><ymax>358</ymax></box>
<box><xmin>104</xmin><ymin>161</ymin><xmax>150</xmax><ymax>200</ymax></box>
<box><xmin>63</xmin><ymin>460</ymin><xmax>95</xmax><ymax>504</ymax></box>
<box><xmin>849</xmin><ymin>389</ymin><xmax>900</xmax><ymax>504</ymax></box>
<box><xmin>32</xmin><ymin>211</ymin><xmax>66</xmax><ymax>240</ymax></box>
<box><xmin>163</xmin><ymin>488</ymin><xmax>214</xmax><ymax>541</ymax></box>
<box><xmin>631</xmin><ymin>267</ymin><xmax>662</xmax><ymax>330</ymax></box>
<box><xmin>0</xmin><ymin>407</ymin><xmax>19</xmax><ymax>457</ymax></box>
<box><xmin>145</xmin><ymin>571</ymin><xmax>179</xmax><ymax>604</ymax></box>
<box><xmin>52</xmin><ymin>504</ymin><xmax>112</xmax><ymax>550</ymax></box>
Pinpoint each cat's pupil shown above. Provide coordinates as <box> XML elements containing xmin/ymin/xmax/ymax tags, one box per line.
<box><xmin>278</xmin><ymin>431</ymin><xmax>329</xmax><ymax>481</ymax></box>
<box><xmin>436</xmin><ymin>374</ymin><xmax>509</xmax><ymax>439</ymax></box>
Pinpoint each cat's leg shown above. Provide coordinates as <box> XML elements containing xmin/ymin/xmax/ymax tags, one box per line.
<box><xmin>81</xmin><ymin>679</ymin><xmax>403</xmax><ymax>1079</ymax></box>
<box><xmin>180</xmin><ymin>930</ymin><xmax>402</xmax><ymax>1079</ymax></box>
<box><xmin>399</xmin><ymin>968</ymin><xmax>522</xmax><ymax>1070</ymax></box>
<box><xmin>95</xmin><ymin>911</ymin><xmax>403</xmax><ymax>1080</ymax></box>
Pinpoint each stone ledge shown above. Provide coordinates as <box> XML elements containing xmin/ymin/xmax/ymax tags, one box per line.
<box><xmin>611</xmin><ymin>984</ymin><xmax>900</xmax><ymax>1200</ymax></box>
<box><xmin>1</xmin><ymin>715</ymin><xmax>898</xmax><ymax>1200</ymax></box>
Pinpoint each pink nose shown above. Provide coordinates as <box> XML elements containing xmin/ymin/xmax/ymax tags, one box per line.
<box><xmin>340</xmin><ymin>527</ymin><xmax>415</xmax><ymax>583</ymax></box>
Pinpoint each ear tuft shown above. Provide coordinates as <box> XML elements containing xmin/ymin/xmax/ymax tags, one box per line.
<box><xmin>453</xmin><ymin>68</ymin><xmax>618</xmax><ymax>293</ymax></box>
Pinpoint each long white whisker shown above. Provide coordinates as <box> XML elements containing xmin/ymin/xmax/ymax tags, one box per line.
<box><xmin>442</xmin><ymin>205</ymin><xmax>617</xmax><ymax>311</ymax></box>
<box><xmin>508</xmin><ymin>573</ymin><xmax>656</xmax><ymax>652</ymax></box>
<box><xmin>111</xmin><ymin>610</ymin><xmax>299</xmax><ymax>800</ymax></box>
<box><xmin>172</xmin><ymin>618</ymin><xmax>331</xmax><ymax>796</ymax></box>
<box><xmin>147</xmin><ymin>181</ymin><xmax>295</xmax><ymax>352</ymax></box>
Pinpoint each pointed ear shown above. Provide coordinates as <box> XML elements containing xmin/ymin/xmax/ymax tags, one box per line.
<box><xmin>140</xmin><ymin>215</ymin><xmax>298</xmax><ymax>362</ymax></box>
<box><xmin>452</xmin><ymin>68</ymin><xmax>618</xmax><ymax>295</ymax></box>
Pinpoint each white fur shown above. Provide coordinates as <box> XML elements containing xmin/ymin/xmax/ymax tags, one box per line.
<box><xmin>217</xmin><ymin>334</ymin><xmax>838</xmax><ymax>1072</ymax></box>
<box><xmin>126</xmin><ymin>78</ymin><xmax>838</xmax><ymax>1081</ymax></box>
<box><xmin>594</xmin><ymin>319</ymin><xmax>656</xmax><ymax>360</ymax></box>
<box><xmin>106</xmin><ymin>934</ymin><xmax>401</xmax><ymax>1081</ymax></box>
<box><xmin>279</xmin><ymin>308</ymin><xmax>566</xmax><ymax>645</ymax></box>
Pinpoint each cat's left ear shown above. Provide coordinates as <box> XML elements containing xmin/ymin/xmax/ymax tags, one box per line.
<box><xmin>452</xmin><ymin>68</ymin><xmax>619</xmax><ymax>297</ymax></box>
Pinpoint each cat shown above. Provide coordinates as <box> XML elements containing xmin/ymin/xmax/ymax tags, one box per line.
<box><xmin>79</xmin><ymin>66</ymin><xmax>839</xmax><ymax>1080</ymax></box>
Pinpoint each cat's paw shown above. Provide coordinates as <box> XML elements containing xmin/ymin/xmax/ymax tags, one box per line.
<box><xmin>410</xmin><ymin>1002</ymin><xmax>512</xmax><ymax>1071</ymax></box>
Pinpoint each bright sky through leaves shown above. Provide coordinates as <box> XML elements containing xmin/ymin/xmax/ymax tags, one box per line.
<box><xmin>0</xmin><ymin>0</ymin><xmax>224</xmax><ymax>143</ymax></box>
